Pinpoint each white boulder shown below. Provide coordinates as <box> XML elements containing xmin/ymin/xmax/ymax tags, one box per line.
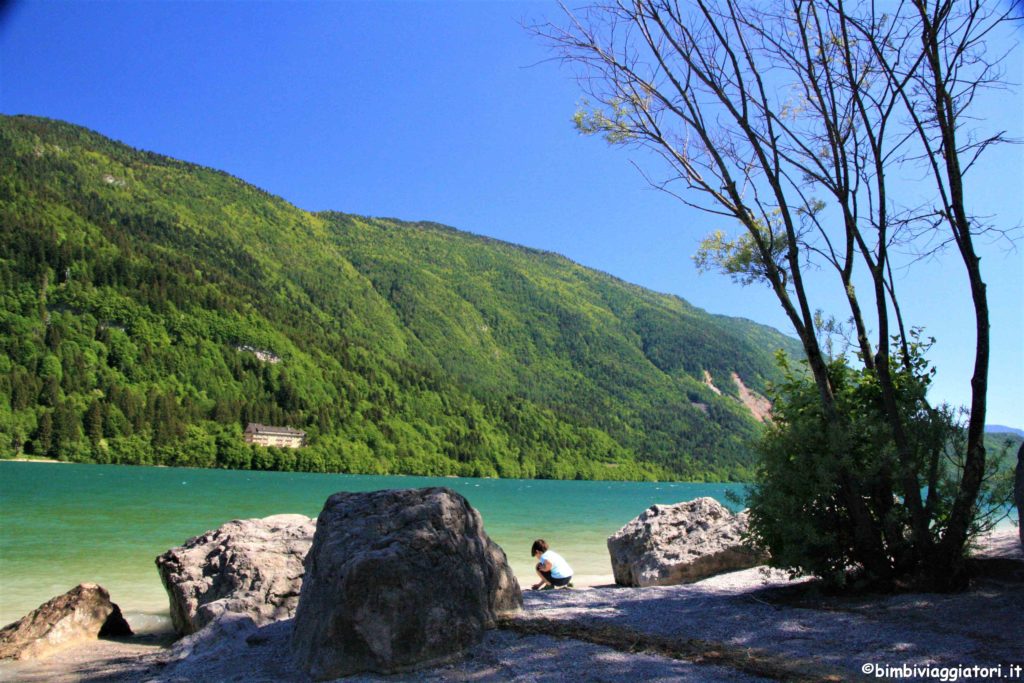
<box><xmin>607</xmin><ymin>497</ymin><xmax>767</xmax><ymax>587</ymax></box>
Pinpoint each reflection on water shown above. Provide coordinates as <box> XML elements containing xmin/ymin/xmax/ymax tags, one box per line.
<box><xmin>0</xmin><ymin>462</ymin><xmax>747</xmax><ymax>628</ymax></box>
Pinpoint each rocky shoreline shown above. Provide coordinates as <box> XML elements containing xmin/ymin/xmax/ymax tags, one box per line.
<box><xmin>1</xmin><ymin>526</ymin><xmax>1020</xmax><ymax>682</ymax></box>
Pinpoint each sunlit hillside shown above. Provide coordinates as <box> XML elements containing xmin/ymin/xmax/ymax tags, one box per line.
<box><xmin>0</xmin><ymin>115</ymin><xmax>802</xmax><ymax>480</ymax></box>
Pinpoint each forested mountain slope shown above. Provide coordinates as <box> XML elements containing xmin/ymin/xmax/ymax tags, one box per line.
<box><xmin>0</xmin><ymin>115</ymin><xmax>801</xmax><ymax>480</ymax></box>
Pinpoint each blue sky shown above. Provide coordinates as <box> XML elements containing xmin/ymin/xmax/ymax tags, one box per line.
<box><xmin>1</xmin><ymin>1</ymin><xmax>1021</xmax><ymax>427</ymax></box>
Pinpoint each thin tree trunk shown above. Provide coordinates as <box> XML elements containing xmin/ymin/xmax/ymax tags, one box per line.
<box><xmin>913</xmin><ymin>0</ymin><xmax>990</xmax><ymax>580</ymax></box>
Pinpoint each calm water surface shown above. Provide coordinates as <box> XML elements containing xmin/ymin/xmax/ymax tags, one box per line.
<box><xmin>0</xmin><ymin>461</ymin><xmax>746</xmax><ymax>631</ymax></box>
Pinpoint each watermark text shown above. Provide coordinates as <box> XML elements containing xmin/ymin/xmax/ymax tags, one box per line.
<box><xmin>861</xmin><ymin>662</ymin><xmax>1023</xmax><ymax>681</ymax></box>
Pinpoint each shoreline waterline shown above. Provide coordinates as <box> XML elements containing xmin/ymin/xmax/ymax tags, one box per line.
<box><xmin>3</xmin><ymin>460</ymin><xmax>1017</xmax><ymax>631</ymax></box>
<box><xmin>0</xmin><ymin>461</ymin><xmax>749</xmax><ymax>628</ymax></box>
<box><xmin>4</xmin><ymin>457</ymin><xmax>69</xmax><ymax>464</ymax></box>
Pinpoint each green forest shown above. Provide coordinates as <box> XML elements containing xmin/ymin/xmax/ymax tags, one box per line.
<box><xmin>0</xmin><ymin>115</ymin><xmax>803</xmax><ymax>481</ymax></box>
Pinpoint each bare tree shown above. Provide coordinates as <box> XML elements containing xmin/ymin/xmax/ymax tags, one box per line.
<box><xmin>537</xmin><ymin>0</ymin><xmax>1018</xmax><ymax>587</ymax></box>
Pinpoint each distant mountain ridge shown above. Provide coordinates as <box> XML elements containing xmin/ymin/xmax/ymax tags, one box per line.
<box><xmin>0</xmin><ymin>115</ymin><xmax>801</xmax><ymax>480</ymax></box>
<box><xmin>986</xmin><ymin>425</ymin><xmax>1024</xmax><ymax>438</ymax></box>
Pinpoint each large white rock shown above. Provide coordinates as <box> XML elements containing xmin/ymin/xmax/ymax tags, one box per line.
<box><xmin>607</xmin><ymin>497</ymin><xmax>767</xmax><ymax>587</ymax></box>
<box><xmin>156</xmin><ymin>514</ymin><xmax>315</xmax><ymax>635</ymax></box>
<box><xmin>291</xmin><ymin>487</ymin><xmax>522</xmax><ymax>680</ymax></box>
<box><xmin>0</xmin><ymin>583</ymin><xmax>132</xmax><ymax>660</ymax></box>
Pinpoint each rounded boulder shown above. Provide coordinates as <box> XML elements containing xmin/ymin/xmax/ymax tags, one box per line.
<box><xmin>291</xmin><ymin>487</ymin><xmax>522</xmax><ymax>680</ymax></box>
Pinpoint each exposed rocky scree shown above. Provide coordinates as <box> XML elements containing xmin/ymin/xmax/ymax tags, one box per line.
<box><xmin>608</xmin><ymin>497</ymin><xmax>767</xmax><ymax>587</ymax></box>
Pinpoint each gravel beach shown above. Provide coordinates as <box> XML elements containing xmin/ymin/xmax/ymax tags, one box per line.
<box><xmin>1</xmin><ymin>528</ymin><xmax>1020</xmax><ymax>682</ymax></box>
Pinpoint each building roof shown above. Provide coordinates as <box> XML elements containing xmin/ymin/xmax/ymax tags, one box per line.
<box><xmin>244</xmin><ymin>423</ymin><xmax>307</xmax><ymax>437</ymax></box>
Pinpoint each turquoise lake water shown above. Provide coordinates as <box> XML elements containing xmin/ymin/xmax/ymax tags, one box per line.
<box><xmin>0</xmin><ymin>461</ymin><xmax>747</xmax><ymax>631</ymax></box>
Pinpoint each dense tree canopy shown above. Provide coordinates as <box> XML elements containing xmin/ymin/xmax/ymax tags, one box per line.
<box><xmin>0</xmin><ymin>115</ymin><xmax>800</xmax><ymax>481</ymax></box>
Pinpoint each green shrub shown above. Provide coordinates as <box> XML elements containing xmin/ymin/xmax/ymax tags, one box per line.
<box><xmin>746</xmin><ymin>350</ymin><xmax>1006</xmax><ymax>589</ymax></box>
